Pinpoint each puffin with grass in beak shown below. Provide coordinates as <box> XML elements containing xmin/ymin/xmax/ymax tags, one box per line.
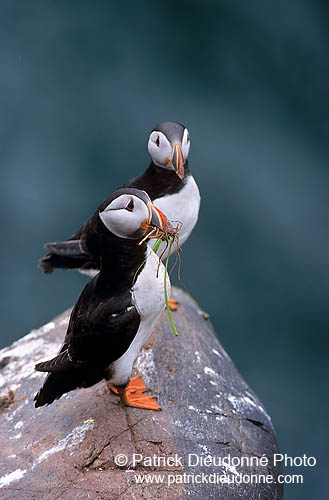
<box><xmin>34</xmin><ymin>188</ymin><xmax>172</xmax><ymax>410</ymax></box>
<box><xmin>39</xmin><ymin>122</ymin><xmax>200</xmax><ymax>276</ymax></box>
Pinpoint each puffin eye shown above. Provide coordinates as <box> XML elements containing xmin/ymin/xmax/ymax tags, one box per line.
<box><xmin>155</xmin><ymin>136</ymin><xmax>160</xmax><ymax>147</ymax></box>
<box><xmin>125</xmin><ymin>199</ymin><xmax>134</xmax><ymax>212</ymax></box>
<box><xmin>187</xmin><ymin>134</ymin><xmax>190</xmax><ymax>144</ymax></box>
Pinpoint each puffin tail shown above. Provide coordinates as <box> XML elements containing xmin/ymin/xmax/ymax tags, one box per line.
<box><xmin>34</xmin><ymin>349</ymin><xmax>105</xmax><ymax>407</ymax></box>
<box><xmin>34</xmin><ymin>371</ymin><xmax>82</xmax><ymax>407</ymax></box>
<box><xmin>34</xmin><ymin>367</ymin><xmax>104</xmax><ymax>408</ymax></box>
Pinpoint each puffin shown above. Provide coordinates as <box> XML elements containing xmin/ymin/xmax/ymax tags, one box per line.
<box><xmin>39</xmin><ymin>121</ymin><xmax>200</xmax><ymax>276</ymax></box>
<box><xmin>34</xmin><ymin>188</ymin><xmax>171</xmax><ymax>410</ymax></box>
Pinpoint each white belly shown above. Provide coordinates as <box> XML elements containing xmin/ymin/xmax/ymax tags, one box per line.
<box><xmin>110</xmin><ymin>250</ymin><xmax>170</xmax><ymax>386</ymax></box>
<box><xmin>149</xmin><ymin>175</ymin><xmax>200</xmax><ymax>259</ymax></box>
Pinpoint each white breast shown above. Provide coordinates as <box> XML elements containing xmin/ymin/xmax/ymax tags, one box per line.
<box><xmin>109</xmin><ymin>250</ymin><xmax>170</xmax><ymax>386</ymax></box>
<box><xmin>149</xmin><ymin>175</ymin><xmax>201</xmax><ymax>259</ymax></box>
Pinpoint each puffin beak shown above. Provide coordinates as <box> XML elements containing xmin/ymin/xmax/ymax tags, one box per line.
<box><xmin>140</xmin><ymin>202</ymin><xmax>168</xmax><ymax>237</ymax></box>
<box><xmin>171</xmin><ymin>143</ymin><xmax>184</xmax><ymax>180</ymax></box>
<box><xmin>148</xmin><ymin>203</ymin><xmax>167</xmax><ymax>232</ymax></box>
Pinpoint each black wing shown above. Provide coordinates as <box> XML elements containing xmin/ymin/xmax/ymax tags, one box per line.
<box><xmin>34</xmin><ymin>279</ymin><xmax>140</xmax><ymax>407</ymax></box>
<box><xmin>38</xmin><ymin>225</ymin><xmax>101</xmax><ymax>274</ymax></box>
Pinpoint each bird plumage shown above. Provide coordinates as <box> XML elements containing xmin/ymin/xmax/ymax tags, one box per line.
<box><xmin>34</xmin><ymin>189</ymin><xmax>170</xmax><ymax>408</ymax></box>
<box><xmin>38</xmin><ymin>122</ymin><xmax>200</xmax><ymax>275</ymax></box>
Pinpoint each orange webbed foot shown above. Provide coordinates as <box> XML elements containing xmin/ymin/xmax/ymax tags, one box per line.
<box><xmin>110</xmin><ymin>376</ymin><xmax>160</xmax><ymax>410</ymax></box>
<box><xmin>168</xmin><ymin>298</ymin><xmax>178</xmax><ymax>311</ymax></box>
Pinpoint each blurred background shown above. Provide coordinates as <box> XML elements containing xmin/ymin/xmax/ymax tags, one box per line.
<box><xmin>0</xmin><ymin>1</ymin><xmax>328</xmax><ymax>497</ymax></box>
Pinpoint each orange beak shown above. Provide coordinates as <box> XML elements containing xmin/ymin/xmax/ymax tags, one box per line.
<box><xmin>171</xmin><ymin>143</ymin><xmax>184</xmax><ymax>180</ymax></box>
<box><xmin>149</xmin><ymin>203</ymin><xmax>167</xmax><ymax>230</ymax></box>
<box><xmin>140</xmin><ymin>202</ymin><xmax>168</xmax><ymax>236</ymax></box>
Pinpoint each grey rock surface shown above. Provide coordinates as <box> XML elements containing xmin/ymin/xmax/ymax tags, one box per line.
<box><xmin>0</xmin><ymin>288</ymin><xmax>283</xmax><ymax>499</ymax></box>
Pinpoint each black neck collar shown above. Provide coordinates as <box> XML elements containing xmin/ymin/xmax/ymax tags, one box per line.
<box><xmin>94</xmin><ymin>222</ymin><xmax>147</xmax><ymax>293</ymax></box>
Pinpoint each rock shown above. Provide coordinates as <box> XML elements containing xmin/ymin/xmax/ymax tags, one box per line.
<box><xmin>0</xmin><ymin>288</ymin><xmax>283</xmax><ymax>499</ymax></box>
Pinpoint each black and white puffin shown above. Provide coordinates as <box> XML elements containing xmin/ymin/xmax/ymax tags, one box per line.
<box><xmin>34</xmin><ymin>188</ymin><xmax>171</xmax><ymax>410</ymax></box>
<box><xmin>39</xmin><ymin>121</ymin><xmax>200</xmax><ymax>276</ymax></box>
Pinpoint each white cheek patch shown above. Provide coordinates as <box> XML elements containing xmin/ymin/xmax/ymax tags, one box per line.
<box><xmin>99</xmin><ymin>212</ymin><xmax>133</xmax><ymax>239</ymax></box>
<box><xmin>99</xmin><ymin>197</ymin><xmax>149</xmax><ymax>238</ymax></box>
<box><xmin>181</xmin><ymin>128</ymin><xmax>190</xmax><ymax>160</ymax></box>
<box><xmin>148</xmin><ymin>131</ymin><xmax>172</xmax><ymax>167</ymax></box>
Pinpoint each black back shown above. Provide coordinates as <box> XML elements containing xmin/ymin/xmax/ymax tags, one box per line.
<box><xmin>123</xmin><ymin>160</ymin><xmax>190</xmax><ymax>199</ymax></box>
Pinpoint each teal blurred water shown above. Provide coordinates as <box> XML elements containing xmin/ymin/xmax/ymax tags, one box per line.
<box><xmin>0</xmin><ymin>1</ymin><xmax>328</xmax><ymax>498</ymax></box>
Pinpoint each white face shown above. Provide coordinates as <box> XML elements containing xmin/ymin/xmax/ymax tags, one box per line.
<box><xmin>99</xmin><ymin>194</ymin><xmax>150</xmax><ymax>239</ymax></box>
<box><xmin>181</xmin><ymin>127</ymin><xmax>191</xmax><ymax>162</ymax></box>
<box><xmin>147</xmin><ymin>128</ymin><xmax>190</xmax><ymax>167</ymax></box>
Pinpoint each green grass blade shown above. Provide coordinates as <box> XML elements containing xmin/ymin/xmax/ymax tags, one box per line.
<box><xmin>152</xmin><ymin>236</ymin><xmax>179</xmax><ymax>336</ymax></box>
<box><xmin>164</xmin><ymin>238</ymin><xmax>179</xmax><ymax>336</ymax></box>
<box><xmin>152</xmin><ymin>238</ymin><xmax>162</xmax><ymax>254</ymax></box>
